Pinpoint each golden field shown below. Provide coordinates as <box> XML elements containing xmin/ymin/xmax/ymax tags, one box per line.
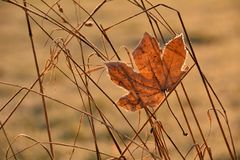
<box><xmin>0</xmin><ymin>0</ymin><xmax>239</xmax><ymax>159</ymax></box>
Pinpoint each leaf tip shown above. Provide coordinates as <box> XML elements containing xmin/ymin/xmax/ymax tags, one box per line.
<box><xmin>174</xmin><ymin>33</ymin><xmax>184</xmax><ymax>41</ymax></box>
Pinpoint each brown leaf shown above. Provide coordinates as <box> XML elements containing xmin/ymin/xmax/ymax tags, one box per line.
<box><xmin>106</xmin><ymin>32</ymin><xmax>187</xmax><ymax>111</ymax></box>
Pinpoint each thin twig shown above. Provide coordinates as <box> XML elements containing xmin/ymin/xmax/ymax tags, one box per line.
<box><xmin>23</xmin><ymin>0</ymin><xmax>54</xmax><ymax>157</ymax></box>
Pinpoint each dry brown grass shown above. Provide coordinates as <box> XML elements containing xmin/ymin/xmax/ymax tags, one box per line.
<box><xmin>0</xmin><ymin>0</ymin><xmax>239</xmax><ymax>160</ymax></box>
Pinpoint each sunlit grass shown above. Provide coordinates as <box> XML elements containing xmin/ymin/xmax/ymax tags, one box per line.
<box><xmin>0</xmin><ymin>0</ymin><xmax>239</xmax><ymax>159</ymax></box>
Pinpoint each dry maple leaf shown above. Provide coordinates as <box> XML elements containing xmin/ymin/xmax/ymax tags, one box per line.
<box><xmin>106</xmin><ymin>32</ymin><xmax>187</xmax><ymax>111</ymax></box>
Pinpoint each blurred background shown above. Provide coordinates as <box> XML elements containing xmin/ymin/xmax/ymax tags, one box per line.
<box><xmin>0</xmin><ymin>0</ymin><xmax>239</xmax><ymax>159</ymax></box>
